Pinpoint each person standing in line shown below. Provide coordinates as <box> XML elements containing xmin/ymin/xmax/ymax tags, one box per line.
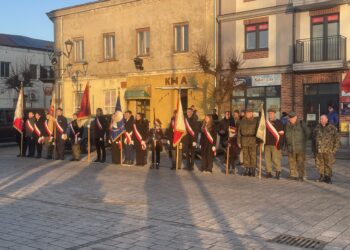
<box><xmin>43</xmin><ymin>112</ymin><xmax>54</xmax><ymax>159</ymax></box>
<box><xmin>68</xmin><ymin>113</ymin><xmax>83</xmax><ymax>161</ymax></box>
<box><xmin>94</xmin><ymin>108</ymin><xmax>108</xmax><ymax>163</ymax></box>
<box><xmin>133</xmin><ymin>113</ymin><xmax>149</xmax><ymax>166</ymax></box>
<box><xmin>183</xmin><ymin>108</ymin><xmax>199</xmax><ymax>171</ymax></box>
<box><xmin>285</xmin><ymin>111</ymin><xmax>309</xmax><ymax>181</ymax></box>
<box><xmin>312</xmin><ymin>114</ymin><xmax>340</xmax><ymax>184</ymax></box>
<box><xmin>123</xmin><ymin>110</ymin><xmax>135</xmax><ymax>165</ymax></box>
<box><xmin>150</xmin><ymin>119</ymin><xmax>164</xmax><ymax>169</ymax></box>
<box><xmin>55</xmin><ymin>108</ymin><xmax>68</xmax><ymax>160</ymax></box>
<box><xmin>200</xmin><ymin>114</ymin><xmax>217</xmax><ymax>173</ymax></box>
<box><xmin>33</xmin><ymin>112</ymin><xmax>45</xmax><ymax>159</ymax></box>
<box><xmin>25</xmin><ymin>111</ymin><xmax>36</xmax><ymax>157</ymax></box>
<box><xmin>265</xmin><ymin>108</ymin><xmax>285</xmax><ymax>179</ymax></box>
<box><xmin>237</xmin><ymin>107</ymin><xmax>259</xmax><ymax>177</ymax></box>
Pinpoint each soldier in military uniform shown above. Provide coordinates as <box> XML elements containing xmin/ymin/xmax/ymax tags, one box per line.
<box><xmin>237</xmin><ymin>107</ymin><xmax>258</xmax><ymax>177</ymax></box>
<box><xmin>312</xmin><ymin>114</ymin><xmax>340</xmax><ymax>184</ymax></box>
<box><xmin>285</xmin><ymin>111</ymin><xmax>309</xmax><ymax>181</ymax></box>
<box><xmin>265</xmin><ymin>108</ymin><xmax>285</xmax><ymax>179</ymax></box>
<box><xmin>55</xmin><ymin>108</ymin><xmax>68</xmax><ymax>160</ymax></box>
<box><xmin>33</xmin><ymin>112</ymin><xmax>45</xmax><ymax>158</ymax></box>
<box><xmin>183</xmin><ymin>108</ymin><xmax>199</xmax><ymax>171</ymax></box>
<box><xmin>69</xmin><ymin>113</ymin><xmax>83</xmax><ymax>161</ymax></box>
<box><xmin>25</xmin><ymin>112</ymin><xmax>36</xmax><ymax>157</ymax></box>
<box><xmin>94</xmin><ymin>108</ymin><xmax>108</xmax><ymax>163</ymax></box>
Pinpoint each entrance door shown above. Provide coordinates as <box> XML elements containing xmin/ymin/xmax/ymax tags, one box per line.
<box><xmin>304</xmin><ymin>83</ymin><xmax>339</xmax><ymax>129</ymax></box>
<box><xmin>180</xmin><ymin>89</ymin><xmax>188</xmax><ymax>112</ymax></box>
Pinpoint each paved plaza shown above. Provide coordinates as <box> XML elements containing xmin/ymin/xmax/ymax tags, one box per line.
<box><xmin>0</xmin><ymin>146</ymin><xmax>350</xmax><ymax>250</ymax></box>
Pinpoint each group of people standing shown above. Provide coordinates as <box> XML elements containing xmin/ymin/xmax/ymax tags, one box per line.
<box><xmin>16</xmin><ymin>104</ymin><xmax>341</xmax><ymax>183</ymax></box>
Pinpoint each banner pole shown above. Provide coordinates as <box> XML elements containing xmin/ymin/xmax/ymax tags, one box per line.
<box><xmin>176</xmin><ymin>145</ymin><xmax>179</xmax><ymax>170</ymax></box>
<box><xmin>226</xmin><ymin>144</ymin><xmax>229</xmax><ymax>176</ymax></box>
<box><xmin>20</xmin><ymin>85</ymin><xmax>24</xmax><ymax>157</ymax></box>
<box><xmin>88</xmin><ymin>124</ymin><xmax>91</xmax><ymax>162</ymax></box>
<box><xmin>259</xmin><ymin>144</ymin><xmax>262</xmax><ymax>180</ymax></box>
<box><xmin>120</xmin><ymin>139</ymin><xmax>123</xmax><ymax>165</ymax></box>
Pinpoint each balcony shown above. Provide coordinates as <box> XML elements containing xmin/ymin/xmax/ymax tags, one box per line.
<box><xmin>293</xmin><ymin>35</ymin><xmax>347</xmax><ymax>72</ymax></box>
<box><xmin>291</xmin><ymin>0</ymin><xmax>350</xmax><ymax>10</ymax></box>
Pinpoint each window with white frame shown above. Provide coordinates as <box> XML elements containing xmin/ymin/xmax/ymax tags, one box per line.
<box><xmin>73</xmin><ymin>92</ymin><xmax>83</xmax><ymax>113</ymax></box>
<box><xmin>104</xmin><ymin>90</ymin><xmax>116</xmax><ymax>114</ymax></box>
<box><xmin>137</xmin><ymin>29</ymin><xmax>150</xmax><ymax>56</ymax></box>
<box><xmin>174</xmin><ymin>23</ymin><xmax>189</xmax><ymax>52</ymax></box>
<box><xmin>0</xmin><ymin>62</ymin><xmax>10</xmax><ymax>78</ymax></box>
<box><xmin>103</xmin><ymin>33</ymin><xmax>115</xmax><ymax>60</ymax></box>
<box><xmin>74</xmin><ymin>39</ymin><xmax>85</xmax><ymax>62</ymax></box>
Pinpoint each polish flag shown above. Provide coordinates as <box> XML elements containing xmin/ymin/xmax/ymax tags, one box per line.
<box><xmin>13</xmin><ymin>87</ymin><xmax>24</xmax><ymax>133</ymax></box>
<box><xmin>173</xmin><ymin>90</ymin><xmax>187</xmax><ymax>146</ymax></box>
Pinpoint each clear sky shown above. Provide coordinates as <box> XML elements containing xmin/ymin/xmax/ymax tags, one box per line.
<box><xmin>0</xmin><ymin>0</ymin><xmax>94</xmax><ymax>42</ymax></box>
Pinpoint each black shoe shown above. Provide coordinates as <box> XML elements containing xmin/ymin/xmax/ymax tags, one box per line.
<box><xmin>243</xmin><ymin>168</ymin><xmax>249</xmax><ymax>176</ymax></box>
<box><xmin>288</xmin><ymin>176</ymin><xmax>298</xmax><ymax>181</ymax></box>
<box><xmin>298</xmin><ymin>177</ymin><xmax>304</xmax><ymax>182</ymax></box>
<box><xmin>17</xmin><ymin>154</ymin><xmax>21</xmax><ymax>157</ymax></box>
<box><xmin>251</xmin><ymin>168</ymin><xmax>256</xmax><ymax>177</ymax></box>
<box><xmin>316</xmin><ymin>175</ymin><xmax>324</xmax><ymax>182</ymax></box>
<box><xmin>324</xmin><ymin>176</ymin><xmax>332</xmax><ymax>184</ymax></box>
<box><xmin>100</xmin><ymin>159</ymin><xmax>105</xmax><ymax>163</ymax></box>
<box><xmin>171</xmin><ymin>166</ymin><xmax>176</xmax><ymax>170</ymax></box>
<box><xmin>276</xmin><ymin>171</ymin><xmax>281</xmax><ymax>180</ymax></box>
<box><xmin>156</xmin><ymin>163</ymin><xmax>159</xmax><ymax>169</ymax></box>
<box><xmin>266</xmin><ymin>172</ymin><xmax>272</xmax><ymax>178</ymax></box>
<box><xmin>70</xmin><ymin>158</ymin><xmax>75</xmax><ymax>161</ymax></box>
<box><xmin>94</xmin><ymin>159</ymin><xmax>101</xmax><ymax>163</ymax></box>
<box><xmin>36</xmin><ymin>155</ymin><xmax>41</xmax><ymax>159</ymax></box>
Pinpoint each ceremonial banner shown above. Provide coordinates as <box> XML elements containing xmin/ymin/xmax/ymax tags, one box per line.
<box><xmin>173</xmin><ymin>90</ymin><xmax>187</xmax><ymax>146</ymax></box>
<box><xmin>77</xmin><ymin>84</ymin><xmax>91</xmax><ymax>127</ymax></box>
<box><xmin>110</xmin><ymin>95</ymin><xmax>125</xmax><ymax>142</ymax></box>
<box><xmin>256</xmin><ymin>105</ymin><xmax>266</xmax><ymax>150</ymax></box>
<box><xmin>13</xmin><ymin>87</ymin><xmax>24</xmax><ymax>133</ymax></box>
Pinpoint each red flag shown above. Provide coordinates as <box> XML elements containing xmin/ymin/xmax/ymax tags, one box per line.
<box><xmin>77</xmin><ymin>83</ymin><xmax>91</xmax><ymax>127</ymax></box>
<box><xmin>173</xmin><ymin>90</ymin><xmax>187</xmax><ymax>146</ymax></box>
<box><xmin>13</xmin><ymin>87</ymin><xmax>24</xmax><ymax>133</ymax></box>
<box><xmin>342</xmin><ymin>70</ymin><xmax>350</xmax><ymax>93</ymax></box>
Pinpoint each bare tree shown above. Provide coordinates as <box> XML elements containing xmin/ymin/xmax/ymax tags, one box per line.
<box><xmin>5</xmin><ymin>58</ymin><xmax>35</xmax><ymax>92</ymax></box>
<box><xmin>193</xmin><ymin>45</ymin><xmax>243</xmax><ymax>114</ymax></box>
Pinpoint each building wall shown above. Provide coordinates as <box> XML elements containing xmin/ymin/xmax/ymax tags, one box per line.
<box><xmin>49</xmin><ymin>0</ymin><xmax>215</xmax><ymax>123</ymax></box>
<box><xmin>0</xmin><ymin>45</ymin><xmax>52</xmax><ymax>109</ymax></box>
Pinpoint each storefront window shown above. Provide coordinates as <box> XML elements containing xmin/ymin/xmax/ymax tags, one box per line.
<box><xmin>247</xmin><ymin>87</ymin><xmax>265</xmax><ymax>97</ymax></box>
<box><xmin>266</xmin><ymin>86</ymin><xmax>280</xmax><ymax>97</ymax></box>
<box><xmin>136</xmin><ymin>100</ymin><xmax>150</xmax><ymax>120</ymax></box>
<box><xmin>232</xmin><ymin>98</ymin><xmax>245</xmax><ymax>112</ymax></box>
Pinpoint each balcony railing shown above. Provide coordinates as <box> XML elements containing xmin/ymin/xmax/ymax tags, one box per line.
<box><xmin>295</xmin><ymin>35</ymin><xmax>346</xmax><ymax>63</ymax></box>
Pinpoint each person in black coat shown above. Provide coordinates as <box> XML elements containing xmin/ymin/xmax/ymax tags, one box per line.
<box><xmin>123</xmin><ymin>110</ymin><xmax>135</xmax><ymax>165</ymax></box>
<box><xmin>149</xmin><ymin>118</ymin><xmax>164</xmax><ymax>169</ymax></box>
<box><xmin>33</xmin><ymin>112</ymin><xmax>45</xmax><ymax>158</ymax></box>
<box><xmin>55</xmin><ymin>108</ymin><xmax>68</xmax><ymax>160</ymax></box>
<box><xmin>69</xmin><ymin>113</ymin><xmax>83</xmax><ymax>161</ymax></box>
<box><xmin>94</xmin><ymin>108</ymin><xmax>108</xmax><ymax>163</ymax></box>
<box><xmin>200</xmin><ymin>114</ymin><xmax>217</xmax><ymax>173</ymax></box>
<box><xmin>133</xmin><ymin>113</ymin><xmax>149</xmax><ymax>166</ymax></box>
<box><xmin>183</xmin><ymin>108</ymin><xmax>199</xmax><ymax>171</ymax></box>
<box><xmin>25</xmin><ymin>112</ymin><xmax>36</xmax><ymax>157</ymax></box>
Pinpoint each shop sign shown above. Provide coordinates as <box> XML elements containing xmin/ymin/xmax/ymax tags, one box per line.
<box><xmin>252</xmin><ymin>74</ymin><xmax>281</xmax><ymax>86</ymax></box>
<box><xmin>234</xmin><ymin>76</ymin><xmax>252</xmax><ymax>87</ymax></box>
<box><xmin>307</xmin><ymin>114</ymin><xmax>317</xmax><ymax>121</ymax></box>
<box><xmin>165</xmin><ymin>76</ymin><xmax>188</xmax><ymax>86</ymax></box>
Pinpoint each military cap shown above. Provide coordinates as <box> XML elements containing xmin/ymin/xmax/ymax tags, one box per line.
<box><xmin>268</xmin><ymin>107</ymin><xmax>276</xmax><ymax>113</ymax></box>
<box><xmin>288</xmin><ymin>111</ymin><xmax>297</xmax><ymax>118</ymax></box>
<box><xmin>245</xmin><ymin>105</ymin><xmax>254</xmax><ymax>112</ymax></box>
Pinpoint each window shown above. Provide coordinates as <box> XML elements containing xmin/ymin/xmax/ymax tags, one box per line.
<box><xmin>104</xmin><ymin>90</ymin><xmax>116</xmax><ymax>114</ymax></box>
<box><xmin>74</xmin><ymin>92</ymin><xmax>83</xmax><ymax>113</ymax></box>
<box><xmin>245</xmin><ymin>23</ymin><xmax>268</xmax><ymax>51</ymax></box>
<box><xmin>174</xmin><ymin>23</ymin><xmax>189</xmax><ymax>52</ymax></box>
<box><xmin>0</xmin><ymin>62</ymin><xmax>10</xmax><ymax>78</ymax></box>
<box><xmin>30</xmin><ymin>64</ymin><xmax>37</xmax><ymax>79</ymax></box>
<box><xmin>74</xmin><ymin>39</ymin><xmax>85</xmax><ymax>62</ymax></box>
<box><xmin>136</xmin><ymin>100</ymin><xmax>150</xmax><ymax>120</ymax></box>
<box><xmin>103</xmin><ymin>33</ymin><xmax>115</xmax><ymax>60</ymax></box>
<box><xmin>137</xmin><ymin>29</ymin><xmax>150</xmax><ymax>56</ymax></box>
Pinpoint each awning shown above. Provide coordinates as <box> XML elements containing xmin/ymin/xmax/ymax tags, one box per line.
<box><xmin>124</xmin><ymin>89</ymin><xmax>150</xmax><ymax>100</ymax></box>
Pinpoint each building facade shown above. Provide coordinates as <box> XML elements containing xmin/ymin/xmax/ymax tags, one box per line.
<box><xmin>0</xmin><ymin>34</ymin><xmax>54</xmax><ymax>110</ymax></box>
<box><xmin>48</xmin><ymin>0</ymin><xmax>216</xmax><ymax>124</ymax></box>
<box><xmin>218</xmin><ymin>0</ymin><xmax>350</xmax><ymax>143</ymax></box>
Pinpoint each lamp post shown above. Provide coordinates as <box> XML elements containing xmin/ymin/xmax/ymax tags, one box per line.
<box><xmin>67</xmin><ymin>61</ymin><xmax>89</xmax><ymax>112</ymax></box>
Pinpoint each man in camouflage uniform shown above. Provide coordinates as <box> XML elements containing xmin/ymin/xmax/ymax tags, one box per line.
<box><xmin>237</xmin><ymin>106</ymin><xmax>258</xmax><ymax>177</ymax></box>
<box><xmin>312</xmin><ymin>114</ymin><xmax>340</xmax><ymax>184</ymax></box>
<box><xmin>285</xmin><ymin>111</ymin><xmax>309</xmax><ymax>181</ymax></box>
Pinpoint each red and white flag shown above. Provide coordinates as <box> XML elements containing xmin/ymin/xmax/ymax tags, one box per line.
<box><xmin>173</xmin><ymin>90</ymin><xmax>187</xmax><ymax>147</ymax></box>
<box><xmin>77</xmin><ymin>83</ymin><xmax>91</xmax><ymax>127</ymax></box>
<box><xmin>13</xmin><ymin>87</ymin><xmax>24</xmax><ymax>133</ymax></box>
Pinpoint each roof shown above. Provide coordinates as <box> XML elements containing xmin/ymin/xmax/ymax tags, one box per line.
<box><xmin>0</xmin><ymin>34</ymin><xmax>53</xmax><ymax>52</ymax></box>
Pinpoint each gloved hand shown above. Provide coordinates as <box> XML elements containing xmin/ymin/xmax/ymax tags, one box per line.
<box><xmin>99</xmin><ymin>138</ymin><xmax>103</xmax><ymax>142</ymax></box>
<box><xmin>192</xmin><ymin>142</ymin><xmax>197</xmax><ymax>147</ymax></box>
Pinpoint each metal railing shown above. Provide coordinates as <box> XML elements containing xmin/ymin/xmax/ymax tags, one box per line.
<box><xmin>295</xmin><ymin>35</ymin><xmax>346</xmax><ymax>63</ymax></box>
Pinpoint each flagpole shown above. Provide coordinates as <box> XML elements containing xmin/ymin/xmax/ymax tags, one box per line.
<box><xmin>88</xmin><ymin>124</ymin><xmax>91</xmax><ymax>162</ymax></box>
<box><xmin>176</xmin><ymin>144</ymin><xmax>179</xmax><ymax>170</ymax></box>
<box><xmin>120</xmin><ymin>139</ymin><xmax>123</xmax><ymax>165</ymax></box>
<box><xmin>259</xmin><ymin>144</ymin><xmax>262</xmax><ymax>180</ymax></box>
<box><xmin>20</xmin><ymin>84</ymin><xmax>24</xmax><ymax>157</ymax></box>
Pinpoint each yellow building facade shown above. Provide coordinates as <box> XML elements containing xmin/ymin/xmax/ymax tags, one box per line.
<box><xmin>48</xmin><ymin>0</ymin><xmax>216</xmax><ymax>125</ymax></box>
